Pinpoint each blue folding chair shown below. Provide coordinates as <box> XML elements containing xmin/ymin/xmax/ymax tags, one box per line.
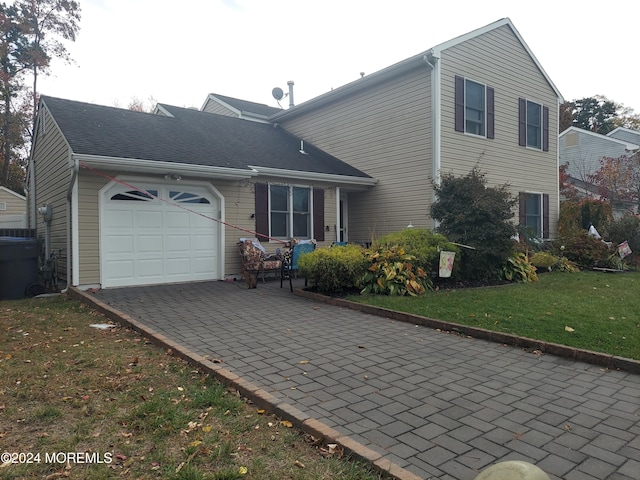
<box><xmin>281</xmin><ymin>242</ymin><xmax>316</xmax><ymax>292</ymax></box>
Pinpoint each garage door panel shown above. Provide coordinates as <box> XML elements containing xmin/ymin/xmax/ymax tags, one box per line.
<box><xmin>166</xmin><ymin>234</ymin><xmax>191</xmax><ymax>252</ymax></box>
<box><xmin>136</xmin><ymin>211</ymin><xmax>163</xmax><ymax>228</ymax></box>
<box><xmin>101</xmin><ymin>183</ymin><xmax>220</xmax><ymax>288</ymax></box>
<box><xmin>104</xmin><ymin>235</ymin><xmax>134</xmax><ymax>254</ymax></box>
<box><xmin>138</xmin><ymin>235</ymin><xmax>164</xmax><ymax>254</ymax></box>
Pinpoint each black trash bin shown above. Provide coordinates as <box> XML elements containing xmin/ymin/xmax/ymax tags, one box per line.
<box><xmin>0</xmin><ymin>237</ymin><xmax>40</xmax><ymax>300</ymax></box>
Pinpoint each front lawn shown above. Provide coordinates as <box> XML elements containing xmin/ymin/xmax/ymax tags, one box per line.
<box><xmin>348</xmin><ymin>271</ymin><xmax>640</xmax><ymax>360</ymax></box>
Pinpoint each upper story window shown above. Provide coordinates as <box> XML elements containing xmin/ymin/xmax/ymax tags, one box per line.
<box><xmin>519</xmin><ymin>98</ymin><xmax>549</xmax><ymax>151</ymax></box>
<box><xmin>455</xmin><ymin>75</ymin><xmax>495</xmax><ymax>139</ymax></box>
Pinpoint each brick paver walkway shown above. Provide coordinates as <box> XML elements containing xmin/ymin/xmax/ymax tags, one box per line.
<box><xmin>85</xmin><ymin>279</ymin><xmax>640</xmax><ymax>480</ymax></box>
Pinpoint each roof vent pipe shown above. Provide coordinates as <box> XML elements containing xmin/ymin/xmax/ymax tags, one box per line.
<box><xmin>287</xmin><ymin>80</ymin><xmax>295</xmax><ymax>108</ymax></box>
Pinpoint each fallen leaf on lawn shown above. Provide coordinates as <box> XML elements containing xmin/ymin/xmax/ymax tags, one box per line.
<box><xmin>202</xmin><ymin>425</ymin><xmax>212</xmax><ymax>432</ymax></box>
<box><xmin>239</xmin><ymin>466</ymin><xmax>248</xmax><ymax>475</ymax></box>
<box><xmin>256</xmin><ymin>409</ymin><xmax>266</xmax><ymax>414</ymax></box>
<box><xmin>177</xmin><ymin>386</ymin><xmax>184</xmax><ymax>391</ymax></box>
<box><xmin>565</xmin><ymin>326</ymin><xmax>575</xmax><ymax>332</ymax></box>
<box><xmin>116</xmin><ymin>454</ymin><xmax>127</xmax><ymax>461</ymax></box>
<box><xmin>294</xmin><ymin>460</ymin><xmax>305</xmax><ymax>468</ymax></box>
<box><xmin>121</xmin><ymin>432</ymin><xmax>133</xmax><ymax>438</ymax></box>
<box><xmin>281</xmin><ymin>420</ymin><xmax>293</xmax><ymax>428</ymax></box>
<box><xmin>189</xmin><ymin>440</ymin><xmax>202</xmax><ymax>447</ymax></box>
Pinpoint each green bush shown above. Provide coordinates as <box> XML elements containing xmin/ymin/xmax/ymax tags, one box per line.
<box><xmin>501</xmin><ymin>252</ymin><xmax>538</xmax><ymax>283</ymax></box>
<box><xmin>604</xmin><ymin>214</ymin><xmax>640</xmax><ymax>266</ymax></box>
<box><xmin>431</xmin><ymin>167</ymin><xmax>517</xmax><ymax>281</ymax></box>
<box><xmin>530</xmin><ymin>251</ymin><xmax>558</xmax><ymax>269</ymax></box>
<box><xmin>360</xmin><ymin>246</ymin><xmax>431</xmax><ymax>296</ymax></box>
<box><xmin>373</xmin><ymin>228</ymin><xmax>460</xmax><ymax>276</ymax></box>
<box><xmin>297</xmin><ymin>244</ymin><xmax>368</xmax><ymax>294</ymax></box>
<box><xmin>555</xmin><ymin>232</ymin><xmax>611</xmax><ymax>268</ymax></box>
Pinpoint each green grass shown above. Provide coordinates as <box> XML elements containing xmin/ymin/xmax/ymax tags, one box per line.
<box><xmin>348</xmin><ymin>271</ymin><xmax>640</xmax><ymax>360</ymax></box>
<box><xmin>0</xmin><ymin>296</ymin><xmax>386</xmax><ymax>480</ymax></box>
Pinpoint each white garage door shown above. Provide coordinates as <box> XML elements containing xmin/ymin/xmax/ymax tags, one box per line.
<box><xmin>101</xmin><ymin>183</ymin><xmax>219</xmax><ymax>288</ymax></box>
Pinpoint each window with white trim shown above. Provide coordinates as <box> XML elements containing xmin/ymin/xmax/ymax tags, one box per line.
<box><xmin>455</xmin><ymin>76</ymin><xmax>495</xmax><ymax>139</ymax></box>
<box><xmin>524</xmin><ymin>193</ymin><xmax>542</xmax><ymax>237</ymax></box>
<box><xmin>269</xmin><ymin>185</ymin><xmax>311</xmax><ymax>239</ymax></box>
<box><xmin>526</xmin><ymin>100</ymin><xmax>542</xmax><ymax>149</ymax></box>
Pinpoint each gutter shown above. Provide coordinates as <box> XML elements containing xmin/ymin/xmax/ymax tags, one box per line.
<box><xmin>247</xmin><ymin>165</ymin><xmax>378</xmax><ymax>187</ymax></box>
<box><xmin>74</xmin><ymin>154</ymin><xmax>256</xmax><ymax>180</ymax></box>
<box><xmin>61</xmin><ymin>157</ymin><xmax>80</xmax><ymax>293</ymax></box>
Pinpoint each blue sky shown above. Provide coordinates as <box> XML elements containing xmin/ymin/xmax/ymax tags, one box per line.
<box><xmin>38</xmin><ymin>0</ymin><xmax>640</xmax><ymax>114</ymax></box>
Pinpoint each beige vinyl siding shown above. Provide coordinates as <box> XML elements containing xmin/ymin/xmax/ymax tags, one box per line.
<box><xmin>440</xmin><ymin>24</ymin><xmax>559</xmax><ymax>237</ymax></box>
<box><xmin>32</xmin><ymin>106</ymin><xmax>72</xmax><ymax>277</ymax></box>
<box><xmin>74</xmin><ymin>172</ymin><xmax>338</xmax><ymax>284</ymax></box>
<box><xmin>0</xmin><ymin>189</ymin><xmax>26</xmax><ymax>215</ymax></box>
<box><xmin>202</xmin><ymin>99</ymin><xmax>239</xmax><ymax>117</ymax></box>
<box><xmin>279</xmin><ymin>68</ymin><xmax>433</xmax><ymax>243</ymax></box>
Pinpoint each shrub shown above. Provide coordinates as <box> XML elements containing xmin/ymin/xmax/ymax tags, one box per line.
<box><xmin>555</xmin><ymin>232</ymin><xmax>611</xmax><ymax>268</ymax></box>
<box><xmin>604</xmin><ymin>214</ymin><xmax>640</xmax><ymax>266</ymax></box>
<box><xmin>373</xmin><ymin>228</ymin><xmax>460</xmax><ymax>276</ymax></box>
<box><xmin>360</xmin><ymin>246</ymin><xmax>431</xmax><ymax>296</ymax></box>
<box><xmin>501</xmin><ymin>252</ymin><xmax>538</xmax><ymax>283</ymax></box>
<box><xmin>431</xmin><ymin>167</ymin><xmax>517</xmax><ymax>281</ymax></box>
<box><xmin>297</xmin><ymin>244</ymin><xmax>368</xmax><ymax>294</ymax></box>
<box><xmin>530</xmin><ymin>251</ymin><xmax>558</xmax><ymax>270</ymax></box>
<box><xmin>559</xmin><ymin>199</ymin><xmax>613</xmax><ymax>236</ymax></box>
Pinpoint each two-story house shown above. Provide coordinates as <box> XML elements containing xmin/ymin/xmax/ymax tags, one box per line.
<box><xmin>28</xmin><ymin>17</ymin><xmax>562</xmax><ymax>290</ymax></box>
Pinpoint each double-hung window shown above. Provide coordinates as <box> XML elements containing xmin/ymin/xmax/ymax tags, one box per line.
<box><xmin>519</xmin><ymin>98</ymin><xmax>549</xmax><ymax>151</ymax></box>
<box><xmin>519</xmin><ymin>192</ymin><xmax>549</xmax><ymax>239</ymax></box>
<box><xmin>254</xmin><ymin>183</ymin><xmax>325</xmax><ymax>242</ymax></box>
<box><xmin>455</xmin><ymin>75</ymin><xmax>495</xmax><ymax>139</ymax></box>
<box><xmin>269</xmin><ymin>185</ymin><xmax>311</xmax><ymax>239</ymax></box>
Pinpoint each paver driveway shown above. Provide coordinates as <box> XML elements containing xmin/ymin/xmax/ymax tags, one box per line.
<box><xmin>83</xmin><ymin>279</ymin><xmax>640</xmax><ymax>480</ymax></box>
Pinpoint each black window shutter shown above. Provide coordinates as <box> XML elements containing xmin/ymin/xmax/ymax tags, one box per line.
<box><xmin>487</xmin><ymin>86</ymin><xmax>495</xmax><ymax>139</ymax></box>
<box><xmin>455</xmin><ymin>76</ymin><xmax>465</xmax><ymax>132</ymax></box>
<box><xmin>543</xmin><ymin>193</ymin><xmax>550</xmax><ymax>239</ymax></box>
<box><xmin>313</xmin><ymin>188</ymin><xmax>325</xmax><ymax>242</ymax></box>
<box><xmin>542</xmin><ymin>106</ymin><xmax>549</xmax><ymax>152</ymax></box>
<box><xmin>518</xmin><ymin>98</ymin><xmax>526</xmax><ymax>146</ymax></box>
<box><xmin>255</xmin><ymin>183</ymin><xmax>269</xmax><ymax>242</ymax></box>
<box><xmin>518</xmin><ymin>192</ymin><xmax>526</xmax><ymax>226</ymax></box>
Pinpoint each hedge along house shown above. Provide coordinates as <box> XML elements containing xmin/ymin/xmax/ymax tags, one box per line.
<box><xmin>270</xmin><ymin>18</ymin><xmax>563</xmax><ymax>243</ymax></box>
<box><xmin>28</xmin><ymin>97</ymin><xmax>374</xmax><ymax>289</ymax></box>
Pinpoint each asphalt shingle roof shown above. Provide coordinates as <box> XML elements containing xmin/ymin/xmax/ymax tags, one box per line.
<box><xmin>41</xmin><ymin>96</ymin><xmax>371</xmax><ymax>179</ymax></box>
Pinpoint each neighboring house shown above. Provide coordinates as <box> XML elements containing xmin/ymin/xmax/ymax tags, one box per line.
<box><xmin>29</xmin><ymin>17</ymin><xmax>562</xmax><ymax>290</ymax></box>
<box><xmin>559</xmin><ymin>126</ymin><xmax>639</xmax><ymax>213</ymax></box>
<box><xmin>271</xmin><ymin>17</ymin><xmax>562</xmax><ymax>243</ymax></box>
<box><xmin>607</xmin><ymin>126</ymin><xmax>640</xmax><ymax>146</ymax></box>
<box><xmin>0</xmin><ymin>186</ymin><xmax>27</xmax><ymax>229</ymax></box>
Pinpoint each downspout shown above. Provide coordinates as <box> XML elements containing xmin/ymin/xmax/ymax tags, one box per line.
<box><xmin>62</xmin><ymin>157</ymin><xmax>79</xmax><ymax>293</ymax></box>
<box><xmin>424</xmin><ymin>50</ymin><xmax>441</xmax><ymax>228</ymax></box>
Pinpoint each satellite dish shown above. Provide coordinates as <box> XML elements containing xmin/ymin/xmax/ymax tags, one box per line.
<box><xmin>272</xmin><ymin>87</ymin><xmax>284</xmax><ymax>101</ymax></box>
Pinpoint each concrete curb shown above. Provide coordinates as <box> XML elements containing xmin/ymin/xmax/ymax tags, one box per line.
<box><xmin>294</xmin><ymin>288</ymin><xmax>640</xmax><ymax>375</ymax></box>
<box><xmin>67</xmin><ymin>287</ymin><xmax>422</xmax><ymax>480</ymax></box>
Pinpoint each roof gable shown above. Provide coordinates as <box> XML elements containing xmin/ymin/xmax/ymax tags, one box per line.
<box><xmin>431</xmin><ymin>18</ymin><xmax>562</xmax><ymax>101</ymax></box>
<box><xmin>39</xmin><ymin>96</ymin><xmax>371</xmax><ymax>181</ymax></box>
<box><xmin>0</xmin><ymin>186</ymin><xmax>26</xmax><ymax>201</ymax></box>
<box><xmin>561</xmin><ymin>126</ymin><xmax>639</xmax><ymax>150</ymax></box>
<box><xmin>272</xmin><ymin>18</ymin><xmax>562</xmax><ymax>121</ymax></box>
<box><xmin>201</xmin><ymin>94</ymin><xmax>281</xmax><ymax>120</ymax></box>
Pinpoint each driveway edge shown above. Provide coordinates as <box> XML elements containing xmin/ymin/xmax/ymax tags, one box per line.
<box><xmin>67</xmin><ymin>287</ymin><xmax>422</xmax><ymax>480</ymax></box>
<box><xmin>294</xmin><ymin>289</ymin><xmax>640</xmax><ymax>375</ymax></box>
